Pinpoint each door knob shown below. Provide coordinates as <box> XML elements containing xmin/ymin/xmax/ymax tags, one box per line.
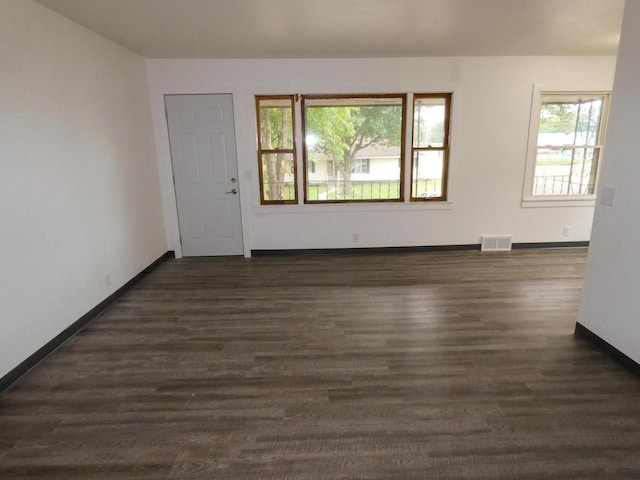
<box><xmin>225</xmin><ymin>188</ymin><xmax>238</xmax><ymax>195</ymax></box>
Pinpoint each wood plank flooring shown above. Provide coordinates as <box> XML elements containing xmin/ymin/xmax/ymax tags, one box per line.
<box><xmin>1</xmin><ymin>248</ymin><xmax>640</xmax><ymax>479</ymax></box>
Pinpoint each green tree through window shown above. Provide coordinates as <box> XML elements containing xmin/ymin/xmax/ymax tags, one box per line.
<box><xmin>256</xmin><ymin>96</ymin><xmax>296</xmax><ymax>204</ymax></box>
<box><xmin>303</xmin><ymin>95</ymin><xmax>405</xmax><ymax>202</ymax></box>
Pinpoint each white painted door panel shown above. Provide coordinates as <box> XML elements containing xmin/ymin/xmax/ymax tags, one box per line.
<box><xmin>165</xmin><ymin>94</ymin><xmax>243</xmax><ymax>256</ymax></box>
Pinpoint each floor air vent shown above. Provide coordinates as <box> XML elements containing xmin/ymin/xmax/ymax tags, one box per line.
<box><xmin>481</xmin><ymin>235</ymin><xmax>512</xmax><ymax>252</ymax></box>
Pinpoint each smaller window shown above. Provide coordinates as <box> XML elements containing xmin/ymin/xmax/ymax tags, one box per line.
<box><xmin>256</xmin><ymin>96</ymin><xmax>297</xmax><ymax>204</ymax></box>
<box><xmin>351</xmin><ymin>159</ymin><xmax>370</xmax><ymax>174</ymax></box>
<box><xmin>326</xmin><ymin>160</ymin><xmax>335</xmax><ymax>177</ymax></box>
<box><xmin>525</xmin><ymin>92</ymin><xmax>609</xmax><ymax>200</ymax></box>
<box><xmin>411</xmin><ymin>94</ymin><xmax>451</xmax><ymax>201</ymax></box>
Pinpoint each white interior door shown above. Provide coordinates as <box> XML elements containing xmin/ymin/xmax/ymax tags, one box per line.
<box><xmin>165</xmin><ymin>94</ymin><xmax>243</xmax><ymax>256</ymax></box>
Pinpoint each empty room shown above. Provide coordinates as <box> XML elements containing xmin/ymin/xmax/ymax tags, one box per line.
<box><xmin>2</xmin><ymin>0</ymin><xmax>640</xmax><ymax>478</ymax></box>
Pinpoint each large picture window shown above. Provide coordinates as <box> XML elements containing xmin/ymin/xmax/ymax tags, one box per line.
<box><xmin>302</xmin><ymin>95</ymin><xmax>406</xmax><ymax>203</ymax></box>
<box><xmin>411</xmin><ymin>94</ymin><xmax>451</xmax><ymax>201</ymax></box>
<box><xmin>255</xmin><ymin>92</ymin><xmax>453</xmax><ymax>205</ymax></box>
<box><xmin>256</xmin><ymin>96</ymin><xmax>297</xmax><ymax>204</ymax></box>
<box><xmin>525</xmin><ymin>92</ymin><xmax>609</xmax><ymax>200</ymax></box>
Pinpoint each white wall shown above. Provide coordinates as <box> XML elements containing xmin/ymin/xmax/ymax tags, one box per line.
<box><xmin>0</xmin><ymin>0</ymin><xmax>166</xmax><ymax>378</ymax></box>
<box><xmin>147</xmin><ymin>55</ymin><xmax>615</xmax><ymax>255</ymax></box>
<box><xmin>577</xmin><ymin>1</ymin><xmax>640</xmax><ymax>363</ymax></box>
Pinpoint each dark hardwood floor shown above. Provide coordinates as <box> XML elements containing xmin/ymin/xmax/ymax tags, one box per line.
<box><xmin>2</xmin><ymin>248</ymin><xmax>640</xmax><ymax>479</ymax></box>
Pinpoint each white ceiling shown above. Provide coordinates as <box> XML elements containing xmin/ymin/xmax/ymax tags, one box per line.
<box><xmin>34</xmin><ymin>0</ymin><xmax>625</xmax><ymax>59</ymax></box>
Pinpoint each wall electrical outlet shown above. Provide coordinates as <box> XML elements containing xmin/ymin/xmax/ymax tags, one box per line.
<box><xmin>563</xmin><ymin>226</ymin><xmax>571</xmax><ymax>237</ymax></box>
<box><xmin>104</xmin><ymin>274</ymin><xmax>112</xmax><ymax>287</ymax></box>
<box><xmin>352</xmin><ymin>233</ymin><xmax>360</xmax><ymax>243</ymax></box>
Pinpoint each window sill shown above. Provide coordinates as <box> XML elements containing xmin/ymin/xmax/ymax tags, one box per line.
<box><xmin>254</xmin><ymin>201</ymin><xmax>455</xmax><ymax>214</ymax></box>
<box><xmin>521</xmin><ymin>197</ymin><xmax>596</xmax><ymax>208</ymax></box>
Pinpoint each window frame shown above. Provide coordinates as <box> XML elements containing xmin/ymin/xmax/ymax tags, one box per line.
<box><xmin>255</xmin><ymin>95</ymin><xmax>298</xmax><ymax>205</ymax></box>
<box><xmin>301</xmin><ymin>93</ymin><xmax>407</xmax><ymax>204</ymax></box>
<box><xmin>522</xmin><ymin>89</ymin><xmax>610</xmax><ymax>207</ymax></box>
<box><xmin>410</xmin><ymin>93</ymin><xmax>452</xmax><ymax>202</ymax></box>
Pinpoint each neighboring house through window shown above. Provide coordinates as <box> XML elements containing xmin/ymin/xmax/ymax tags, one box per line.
<box><xmin>325</xmin><ymin>160</ymin><xmax>335</xmax><ymax>177</ymax></box>
<box><xmin>351</xmin><ymin>158</ymin><xmax>371</xmax><ymax>174</ymax></box>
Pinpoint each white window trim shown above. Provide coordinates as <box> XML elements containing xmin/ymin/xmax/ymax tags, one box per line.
<box><xmin>253</xmin><ymin>200</ymin><xmax>455</xmax><ymax>215</ymax></box>
<box><xmin>521</xmin><ymin>86</ymin><xmax>610</xmax><ymax>208</ymax></box>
